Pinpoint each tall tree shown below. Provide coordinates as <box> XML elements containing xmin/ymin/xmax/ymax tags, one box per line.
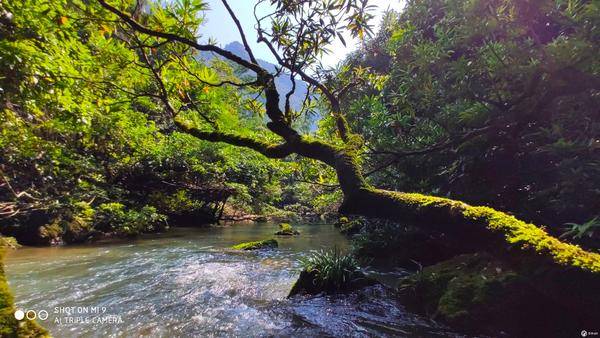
<box><xmin>71</xmin><ymin>0</ymin><xmax>599</xmax><ymax>310</ymax></box>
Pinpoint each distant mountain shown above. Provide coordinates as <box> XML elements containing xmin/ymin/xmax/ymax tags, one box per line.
<box><xmin>197</xmin><ymin>42</ymin><xmax>317</xmax><ymax>130</ymax></box>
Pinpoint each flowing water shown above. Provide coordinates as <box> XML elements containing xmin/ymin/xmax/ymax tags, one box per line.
<box><xmin>5</xmin><ymin>223</ymin><xmax>461</xmax><ymax>337</ymax></box>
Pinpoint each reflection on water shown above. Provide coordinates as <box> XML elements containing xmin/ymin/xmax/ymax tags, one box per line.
<box><xmin>5</xmin><ymin>223</ymin><xmax>460</xmax><ymax>337</ymax></box>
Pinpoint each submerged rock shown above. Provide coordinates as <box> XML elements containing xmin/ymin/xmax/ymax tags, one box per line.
<box><xmin>275</xmin><ymin>223</ymin><xmax>300</xmax><ymax>236</ymax></box>
<box><xmin>231</xmin><ymin>239</ymin><xmax>278</xmax><ymax>250</ymax></box>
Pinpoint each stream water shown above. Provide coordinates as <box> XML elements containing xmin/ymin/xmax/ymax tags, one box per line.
<box><xmin>5</xmin><ymin>223</ymin><xmax>462</xmax><ymax>337</ymax></box>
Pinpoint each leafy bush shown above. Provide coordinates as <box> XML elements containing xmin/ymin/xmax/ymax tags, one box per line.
<box><xmin>299</xmin><ymin>248</ymin><xmax>359</xmax><ymax>291</ymax></box>
<box><xmin>0</xmin><ymin>237</ymin><xmax>20</xmax><ymax>249</ymax></box>
<box><xmin>94</xmin><ymin>203</ymin><xmax>167</xmax><ymax>236</ymax></box>
<box><xmin>351</xmin><ymin>219</ymin><xmax>404</xmax><ymax>253</ymax></box>
<box><xmin>148</xmin><ymin>190</ymin><xmax>202</xmax><ymax>215</ymax></box>
<box><xmin>338</xmin><ymin>0</ymin><xmax>600</xmax><ymax>241</ymax></box>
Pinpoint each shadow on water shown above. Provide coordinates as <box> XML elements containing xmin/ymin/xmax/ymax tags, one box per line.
<box><xmin>5</xmin><ymin>223</ymin><xmax>465</xmax><ymax>337</ymax></box>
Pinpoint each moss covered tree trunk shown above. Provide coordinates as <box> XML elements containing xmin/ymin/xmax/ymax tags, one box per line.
<box><xmin>327</xmin><ymin>152</ymin><xmax>600</xmax><ymax>314</ymax></box>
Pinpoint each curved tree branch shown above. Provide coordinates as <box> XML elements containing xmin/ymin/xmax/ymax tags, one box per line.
<box><xmin>174</xmin><ymin>120</ymin><xmax>293</xmax><ymax>159</ymax></box>
<box><xmin>96</xmin><ymin>0</ymin><xmax>267</xmax><ymax>77</ymax></box>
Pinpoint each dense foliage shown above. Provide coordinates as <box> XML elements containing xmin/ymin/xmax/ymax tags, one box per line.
<box><xmin>0</xmin><ymin>0</ymin><xmax>330</xmax><ymax>245</ymax></box>
<box><xmin>335</xmin><ymin>0</ymin><xmax>600</xmax><ymax>247</ymax></box>
<box><xmin>0</xmin><ymin>0</ymin><xmax>598</xmax><ymax>334</ymax></box>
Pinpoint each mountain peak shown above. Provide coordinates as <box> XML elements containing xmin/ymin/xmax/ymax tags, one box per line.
<box><xmin>224</xmin><ymin>41</ymin><xmax>249</xmax><ymax>60</ymax></box>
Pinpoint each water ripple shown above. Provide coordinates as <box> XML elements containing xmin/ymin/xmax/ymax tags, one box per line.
<box><xmin>5</xmin><ymin>224</ymin><xmax>464</xmax><ymax>337</ymax></box>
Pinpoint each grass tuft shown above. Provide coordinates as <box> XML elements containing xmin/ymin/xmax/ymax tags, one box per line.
<box><xmin>299</xmin><ymin>247</ymin><xmax>359</xmax><ymax>291</ymax></box>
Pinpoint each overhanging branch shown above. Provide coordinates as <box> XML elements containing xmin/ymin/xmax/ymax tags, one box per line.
<box><xmin>96</xmin><ymin>0</ymin><xmax>267</xmax><ymax>76</ymax></box>
<box><xmin>174</xmin><ymin>120</ymin><xmax>293</xmax><ymax>159</ymax></box>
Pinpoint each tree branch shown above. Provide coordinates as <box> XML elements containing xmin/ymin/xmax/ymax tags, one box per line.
<box><xmin>365</xmin><ymin>126</ymin><xmax>491</xmax><ymax>177</ymax></box>
<box><xmin>96</xmin><ymin>0</ymin><xmax>267</xmax><ymax>77</ymax></box>
<box><xmin>220</xmin><ymin>0</ymin><xmax>258</xmax><ymax>64</ymax></box>
<box><xmin>174</xmin><ymin>120</ymin><xmax>293</xmax><ymax>159</ymax></box>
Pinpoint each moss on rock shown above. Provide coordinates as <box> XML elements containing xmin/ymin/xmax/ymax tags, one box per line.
<box><xmin>231</xmin><ymin>239</ymin><xmax>278</xmax><ymax>250</ymax></box>
<box><xmin>397</xmin><ymin>253</ymin><xmax>591</xmax><ymax>336</ymax></box>
<box><xmin>274</xmin><ymin>223</ymin><xmax>300</xmax><ymax>236</ymax></box>
<box><xmin>334</xmin><ymin>216</ymin><xmax>349</xmax><ymax>227</ymax></box>
<box><xmin>334</xmin><ymin>216</ymin><xmax>365</xmax><ymax>236</ymax></box>
<box><xmin>339</xmin><ymin>219</ymin><xmax>365</xmax><ymax>236</ymax></box>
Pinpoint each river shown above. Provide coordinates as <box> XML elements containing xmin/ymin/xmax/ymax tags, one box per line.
<box><xmin>5</xmin><ymin>222</ymin><xmax>462</xmax><ymax>337</ymax></box>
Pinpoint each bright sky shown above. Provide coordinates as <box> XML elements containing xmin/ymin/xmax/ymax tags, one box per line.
<box><xmin>199</xmin><ymin>0</ymin><xmax>405</xmax><ymax>68</ymax></box>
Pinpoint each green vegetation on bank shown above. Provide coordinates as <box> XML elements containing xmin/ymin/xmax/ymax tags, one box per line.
<box><xmin>0</xmin><ymin>0</ymin><xmax>332</xmax><ymax>245</ymax></box>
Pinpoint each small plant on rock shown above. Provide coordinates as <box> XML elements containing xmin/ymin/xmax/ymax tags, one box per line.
<box><xmin>299</xmin><ymin>247</ymin><xmax>359</xmax><ymax>291</ymax></box>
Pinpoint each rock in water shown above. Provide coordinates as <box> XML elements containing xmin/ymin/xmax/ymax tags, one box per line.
<box><xmin>275</xmin><ymin>223</ymin><xmax>300</xmax><ymax>236</ymax></box>
<box><xmin>231</xmin><ymin>239</ymin><xmax>278</xmax><ymax>250</ymax></box>
<box><xmin>288</xmin><ymin>269</ymin><xmax>378</xmax><ymax>297</ymax></box>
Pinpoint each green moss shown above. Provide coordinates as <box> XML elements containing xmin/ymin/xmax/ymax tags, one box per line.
<box><xmin>375</xmin><ymin>190</ymin><xmax>600</xmax><ymax>273</ymax></box>
<box><xmin>231</xmin><ymin>239</ymin><xmax>278</xmax><ymax>250</ymax></box>
<box><xmin>338</xmin><ymin>219</ymin><xmax>365</xmax><ymax>235</ymax></box>
<box><xmin>279</xmin><ymin>223</ymin><xmax>292</xmax><ymax>232</ymax></box>
<box><xmin>0</xmin><ymin>237</ymin><xmax>20</xmax><ymax>249</ymax></box>
<box><xmin>275</xmin><ymin>223</ymin><xmax>300</xmax><ymax>236</ymax></box>
<box><xmin>398</xmin><ymin>253</ymin><xmax>521</xmax><ymax>326</ymax></box>
<box><xmin>463</xmin><ymin>206</ymin><xmax>600</xmax><ymax>272</ymax></box>
<box><xmin>0</xmin><ymin>248</ymin><xmax>49</xmax><ymax>337</ymax></box>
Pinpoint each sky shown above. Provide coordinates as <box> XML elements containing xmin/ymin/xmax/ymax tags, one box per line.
<box><xmin>199</xmin><ymin>0</ymin><xmax>405</xmax><ymax>67</ymax></box>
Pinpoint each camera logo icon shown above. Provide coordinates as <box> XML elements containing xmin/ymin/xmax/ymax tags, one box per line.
<box><xmin>14</xmin><ymin>309</ymin><xmax>48</xmax><ymax>321</ymax></box>
<box><xmin>13</xmin><ymin>310</ymin><xmax>24</xmax><ymax>320</ymax></box>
